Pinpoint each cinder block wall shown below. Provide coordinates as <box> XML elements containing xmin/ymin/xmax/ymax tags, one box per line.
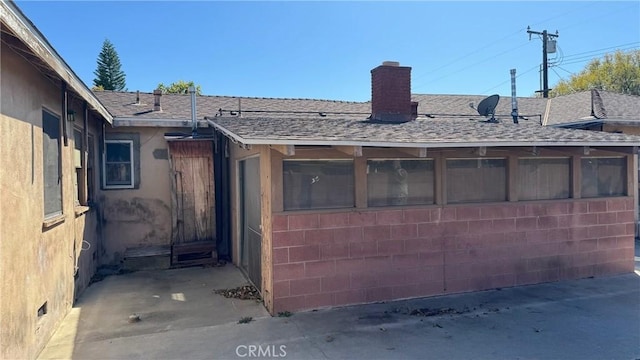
<box><xmin>270</xmin><ymin>198</ymin><xmax>635</xmax><ymax>313</ymax></box>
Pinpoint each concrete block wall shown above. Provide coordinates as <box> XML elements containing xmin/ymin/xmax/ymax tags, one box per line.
<box><xmin>270</xmin><ymin>198</ymin><xmax>635</xmax><ymax>313</ymax></box>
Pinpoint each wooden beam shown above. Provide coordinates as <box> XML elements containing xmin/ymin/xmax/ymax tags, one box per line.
<box><xmin>270</xmin><ymin>144</ymin><xmax>295</xmax><ymax>156</ymax></box>
<box><xmin>508</xmin><ymin>155</ymin><xmax>518</xmax><ymax>202</ymax></box>
<box><xmin>333</xmin><ymin>145</ymin><xmax>362</xmax><ymax>157</ymax></box>
<box><xmin>435</xmin><ymin>154</ymin><xmax>446</xmax><ymax>205</ymax></box>
<box><xmin>571</xmin><ymin>155</ymin><xmax>581</xmax><ymax>199</ymax></box>
<box><xmin>591</xmin><ymin>146</ymin><xmax>638</xmax><ymax>155</ymax></box>
<box><xmin>354</xmin><ymin>157</ymin><xmax>367</xmax><ymax>209</ymax></box>
<box><xmin>398</xmin><ymin>147</ymin><xmax>428</xmax><ymax>158</ymax></box>
<box><xmin>259</xmin><ymin>145</ymin><xmax>274</xmax><ymax>314</ymax></box>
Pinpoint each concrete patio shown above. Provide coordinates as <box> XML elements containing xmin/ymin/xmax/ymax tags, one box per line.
<box><xmin>38</xmin><ymin>243</ymin><xmax>640</xmax><ymax>360</ymax></box>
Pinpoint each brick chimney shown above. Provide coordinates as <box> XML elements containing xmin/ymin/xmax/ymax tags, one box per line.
<box><xmin>153</xmin><ymin>89</ymin><xmax>162</xmax><ymax>112</ymax></box>
<box><xmin>371</xmin><ymin>61</ymin><xmax>415</xmax><ymax>123</ymax></box>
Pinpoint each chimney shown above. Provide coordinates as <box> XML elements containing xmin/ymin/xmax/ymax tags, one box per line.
<box><xmin>153</xmin><ymin>89</ymin><xmax>162</xmax><ymax>111</ymax></box>
<box><xmin>371</xmin><ymin>61</ymin><xmax>414</xmax><ymax>123</ymax></box>
<box><xmin>135</xmin><ymin>90</ymin><xmax>140</xmax><ymax>105</ymax></box>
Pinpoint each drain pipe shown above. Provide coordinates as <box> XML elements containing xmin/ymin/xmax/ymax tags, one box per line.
<box><xmin>510</xmin><ymin>69</ymin><xmax>519</xmax><ymax>124</ymax></box>
<box><xmin>190</xmin><ymin>85</ymin><xmax>197</xmax><ymax>137</ymax></box>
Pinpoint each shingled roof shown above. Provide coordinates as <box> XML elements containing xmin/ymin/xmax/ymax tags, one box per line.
<box><xmin>94</xmin><ymin>89</ymin><xmax>639</xmax><ymax>127</ymax></box>
<box><xmin>208</xmin><ymin>116</ymin><xmax>640</xmax><ymax>148</ymax></box>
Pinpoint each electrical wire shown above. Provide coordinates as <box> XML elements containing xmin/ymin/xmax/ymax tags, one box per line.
<box><xmin>414</xmin><ymin>41</ymin><xmax>533</xmax><ymax>92</ymax></box>
<box><xmin>480</xmin><ymin>64</ymin><xmax>540</xmax><ymax>94</ymax></box>
<box><xmin>413</xmin><ymin>1</ymin><xmax>599</xmax><ymax>85</ymax></box>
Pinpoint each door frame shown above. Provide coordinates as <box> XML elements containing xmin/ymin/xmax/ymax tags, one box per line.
<box><xmin>236</xmin><ymin>154</ymin><xmax>262</xmax><ymax>290</ymax></box>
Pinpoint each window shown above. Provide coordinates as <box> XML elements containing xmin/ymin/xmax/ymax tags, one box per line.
<box><xmin>43</xmin><ymin>109</ymin><xmax>62</xmax><ymax>218</ymax></box>
<box><xmin>73</xmin><ymin>128</ymin><xmax>83</xmax><ymax>204</ymax></box>
<box><xmin>283</xmin><ymin>160</ymin><xmax>354</xmax><ymax>210</ymax></box>
<box><xmin>581</xmin><ymin>157</ymin><xmax>626</xmax><ymax>198</ymax></box>
<box><xmin>103</xmin><ymin>140</ymin><xmax>134</xmax><ymax>188</ymax></box>
<box><xmin>446</xmin><ymin>158</ymin><xmax>506</xmax><ymax>203</ymax></box>
<box><xmin>518</xmin><ymin>158</ymin><xmax>570</xmax><ymax>200</ymax></box>
<box><xmin>367</xmin><ymin>159</ymin><xmax>434</xmax><ymax>207</ymax></box>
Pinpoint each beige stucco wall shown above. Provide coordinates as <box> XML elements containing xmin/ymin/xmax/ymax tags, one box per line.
<box><xmin>0</xmin><ymin>42</ymin><xmax>104</xmax><ymax>359</ymax></box>
<box><xmin>98</xmin><ymin>127</ymin><xmax>186</xmax><ymax>264</ymax></box>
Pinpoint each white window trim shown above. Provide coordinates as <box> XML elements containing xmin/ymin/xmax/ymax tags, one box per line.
<box><xmin>103</xmin><ymin>139</ymin><xmax>135</xmax><ymax>189</ymax></box>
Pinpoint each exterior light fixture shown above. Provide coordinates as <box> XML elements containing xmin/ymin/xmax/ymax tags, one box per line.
<box><xmin>67</xmin><ymin>110</ymin><xmax>76</xmax><ymax>122</ymax></box>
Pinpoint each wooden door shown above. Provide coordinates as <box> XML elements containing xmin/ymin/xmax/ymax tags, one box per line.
<box><xmin>168</xmin><ymin>141</ymin><xmax>216</xmax><ymax>266</ymax></box>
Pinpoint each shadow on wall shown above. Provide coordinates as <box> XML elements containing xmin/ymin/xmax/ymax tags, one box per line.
<box><xmin>99</xmin><ymin>196</ymin><xmax>171</xmax><ymax>265</ymax></box>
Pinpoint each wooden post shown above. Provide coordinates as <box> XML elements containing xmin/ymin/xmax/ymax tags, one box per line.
<box><xmin>354</xmin><ymin>157</ymin><xmax>367</xmax><ymax>209</ymax></box>
<box><xmin>259</xmin><ymin>145</ymin><xmax>274</xmax><ymax>314</ymax></box>
<box><xmin>508</xmin><ymin>155</ymin><xmax>518</xmax><ymax>202</ymax></box>
<box><xmin>571</xmin><ymin>155</ymin><xmax>581</xmax><ymax>199</ymax></box>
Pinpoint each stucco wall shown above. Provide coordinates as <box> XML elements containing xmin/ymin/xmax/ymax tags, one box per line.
<box><xmin>98</xmin><ymin>127</ymin><xmax>179</xmax><ymax>265</ymax></box>
<box><xmin>0</xmin><ymin>42</ymin><xmax>103</xmax><ymax>359</ymax></box>
<box><xmin>269</xmin><ymin>198</ymin><xmax>635</xmax><ymax>313</ymax></box>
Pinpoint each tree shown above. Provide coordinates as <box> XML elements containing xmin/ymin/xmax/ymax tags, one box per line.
<box><xmin>551</xmin><ymin>50</ymin><xmax>640</xmax><ymax>97</ymax></box>
<box><xmin>157</xmin><ymin>80</ymin><xmax>202</xmax><ymax>95</ymax></box>
<box><xmin>93</xmin><ymin>39</ymin><xmax>126</xmax><ymax>91</ymax></box>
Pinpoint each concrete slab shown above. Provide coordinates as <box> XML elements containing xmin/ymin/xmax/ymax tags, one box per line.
<box><xmin>38</xmin><ymin>264</ymin><xmax>269</xmax><ymax>359</ymax></box>
<box><xmin>40</xmin><ymin>267</ymin><xmax>639</xmax><ymax>359</ymax></box>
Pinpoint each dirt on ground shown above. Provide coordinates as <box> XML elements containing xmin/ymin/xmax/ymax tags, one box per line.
<box><xmin>213</xmin><ymin>285</ymin><xmax>261</xmax><ymax>300</ymax></box>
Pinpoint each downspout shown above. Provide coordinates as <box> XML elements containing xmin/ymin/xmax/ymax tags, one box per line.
<box><xmin>62</xmin><ymin>81</ymin><xmax>68</xmax><ymax>146</ymax></box>
<box><xmin>190</xmin><ymin>86</ymin><xmax>197</xmax><ymax>137</ymax></box>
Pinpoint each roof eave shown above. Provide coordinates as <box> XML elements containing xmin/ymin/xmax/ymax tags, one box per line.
<box><xmin>205</xmin><ymin>120</ymin><xmax>640</xmax><ymax>149</ymax></box>
<box><xmin>1</xmin><ymin>0</ymin><xmax>113</xmax><ymax>124</ymax></box>
<box><xmin>114</xmin><ymin>117</ymin><xmax>209</xmax><ymax>127</ymax></box>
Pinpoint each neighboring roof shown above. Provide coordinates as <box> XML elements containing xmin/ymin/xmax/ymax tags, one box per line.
<box><xmin>94</xmin><ymin>91</ymin><xmax>370</xmax><ymax>123</ymax></box>
<box><xmin>545</xmin><ymin>90</ymin><xmax>640</xmax><ymax>127</ymax></box>
<box><xmin>413</xmin><ymin>94</ymin><xmax>547</xmax><ymax>125</ymax></box>
<box><xmin>1</xmin><ymin>1</ymin><xmax>112</xmax><ymax>123</ymax></box>
<box><xmin>208</xmin><ymin>116</ymin><xmax>640</xmax><ymax>148</ymax></box>
<box><xmin>95</xmin><ymin>89</ymin><xmax>639</xmax><ymax>130</ymax></box>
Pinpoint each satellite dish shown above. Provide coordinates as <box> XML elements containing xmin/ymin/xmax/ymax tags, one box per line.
<box><xmin>477</xmin><ymin>94</ymin><xmax>500</xmax><ymax>117</ymax></box>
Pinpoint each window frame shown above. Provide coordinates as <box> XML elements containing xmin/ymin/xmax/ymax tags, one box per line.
<box><xmin>282</xmin><ymin>158</ymin><xmax>355</xmax><ymax>211</ymax></box>
<box><xmin>366</xmin><ymin>158</ymin><xmax>435</xmax><ymax>207</ymax></box>
<box><xmin>42</xmin><ymin>108</ymin><xmax>63</xmax><ymax>219</ymax></box>
<box><xmin>517</xmin><ymin>156</ymin><xmax>571</xmax><ymax>201</ymax></box>
<box><xmin>445</xmin><ymin>157</ymin><xmax>508</xmax><ymax>204</ymax></box>
<box><xmin>103</xmin><ymin>139</ymin><xmax>135</xmax><ymax>189</ymax></box>
<box><xmin>580</xmin><ymin>156</ymin><xmax>627</xmax><ymax>198</ymax></box>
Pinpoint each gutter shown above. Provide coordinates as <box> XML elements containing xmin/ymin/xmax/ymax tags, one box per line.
<box><xmin>114</xmin><ymin>118</ymin><xmax>210</xmax><ymax>127</ymax></box>
<box><xmin>1</xmin><ymin>0</ymin><xmax>113</xmax><ymax>124</ymax></box>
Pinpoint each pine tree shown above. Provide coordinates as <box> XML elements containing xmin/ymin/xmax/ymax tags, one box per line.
<box><xmin>93</xmin><ymin>39</ymin><xmax>126</xmax><ymax>91</ymax></box>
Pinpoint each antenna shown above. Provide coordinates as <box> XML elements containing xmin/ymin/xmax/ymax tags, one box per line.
<box><xmin>476</xmin><ymin>94</ymin><xmax>500</xmax><ymax>123</ymax></box>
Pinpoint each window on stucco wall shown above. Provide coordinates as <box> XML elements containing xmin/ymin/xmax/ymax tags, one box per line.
<box><xmin>102</xmin><ymin>132</ymin><xmax>140</xmax><ymax>190</ymax></box>
<box><xmin>42</xmin><ymin>109</ymin><xmax>62</xmax><ymax>218</ymax></box>
<box><xmin>581</xmin><ymin>157</ymin><xmax>627</xmax><ymax>198</ymax></box>
<box><xmin>103</xmin><ymin>140</ymin><xmax>134</xmax><ymax>189</ymax></box>
<box><xmin>446</xmin><ymin>158</ymin><xmax>507</xmax><ymax>203</ymax></box>
<box><xmin>518</xmin><ymin>157</ymin><xmax>571</xmax><ymax>200</ymax></box>
<box><xmin>367</xmin><ymin>159</ymin><xmax>435</xmax><ymax>207</ymax></box>
<box><xmin>283</xmin><ymin>160</ymin><xmax>354</xmax><ymax>210</ymax></box>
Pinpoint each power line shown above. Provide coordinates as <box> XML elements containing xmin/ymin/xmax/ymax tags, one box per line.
<box><xmin>413</xmin><ymin>41</ymin><xmax>533</xmax><ymax>91</ymax></box>
<box><xmin>558</xmin><ymin>46</ymin><xmax>639</xmax><ymax>66</ymax></box>
<box><xmin>560</xmin><ymin>42</ymin><xmax>640</xmax><ymax>60</ymax></box>
<box><xmin>480</xmin><ymin>64</ymin><xmax>539</xmax><ymax>94</ymax></box>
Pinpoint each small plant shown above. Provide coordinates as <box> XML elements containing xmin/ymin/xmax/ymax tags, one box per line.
<box><xmin>238</xmin><ymin>316</ymin><xmax>253</xmax><ymax>324</ymax></box>
<box><xmin>278</xmin><ymin>311</ymin><xmax>293</xmax><ymax>317</ymax></box>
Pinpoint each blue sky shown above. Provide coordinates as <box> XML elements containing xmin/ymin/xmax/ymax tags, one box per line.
<box><xmin>16</xmin><ymin>1</ymin><xmax>640</xmax><ymax>101</ymax></box>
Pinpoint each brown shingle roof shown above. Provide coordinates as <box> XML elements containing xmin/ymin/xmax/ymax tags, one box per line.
<box><xmin>209</xmin><ymin>116</ymin><xmax>640</xmax><ymax>147</ymax></box>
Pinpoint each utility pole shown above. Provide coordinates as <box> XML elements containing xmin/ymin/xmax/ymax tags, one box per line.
<box><xmin>527</xmin><ymin>26</ymin><xmax>559</xmax><ymax>98</ymax></box>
